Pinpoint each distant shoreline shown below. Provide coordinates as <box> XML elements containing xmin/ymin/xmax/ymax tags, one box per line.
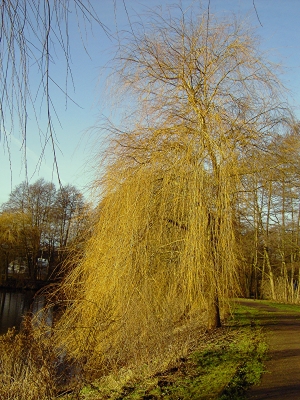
<box><xmin>0</xmin><ymin>279</ymin><xmax>56</xmax><ymax>291</ymax></box>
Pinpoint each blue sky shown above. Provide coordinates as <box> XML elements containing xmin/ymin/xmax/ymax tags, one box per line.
<box><xmin>1</xmin><ymin>0</ymin><xmax>300</xmax><ymax>205</ymax></box>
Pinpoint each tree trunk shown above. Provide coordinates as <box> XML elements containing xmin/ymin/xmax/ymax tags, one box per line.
<box><xmin>264</xmin><ymin>246</ymin><xmax>276</xmax><ymax>300</ymax></box>
<box><xmin>208</xmin><ymin>292</ymin><xmax>221</xmax><ymax>330</ymax></box>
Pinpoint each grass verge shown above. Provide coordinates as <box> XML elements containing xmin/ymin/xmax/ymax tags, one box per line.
<box><xmin>67</xmin><ymin>304</ymin><xmax>267</xmax><ymax>400</ymax></box>
<box><xmin>263</xmin><ymin>301</ymin><xmax>300</xmax><ymax>313</ymax></box>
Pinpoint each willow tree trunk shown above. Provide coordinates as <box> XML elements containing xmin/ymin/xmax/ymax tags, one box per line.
<box><xmin>207</xmin><ymin>211</ymin><xmax>222</xmax><ymax>329</ymax></box>
<box><xmin>208</xmin><ymin>290</ymin><xmax>222</xmax><ymax>330</ymax></box>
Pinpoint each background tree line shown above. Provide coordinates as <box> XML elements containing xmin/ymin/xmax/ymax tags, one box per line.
<box><xmin>237</xmin><ymin>127</ymin><xmax>300</xmax><ymax>302</ymax></box>
<box><xmin>0</xmin><ymin>179</ymin><xmax>89</xmax><ymax>284</ymax></box>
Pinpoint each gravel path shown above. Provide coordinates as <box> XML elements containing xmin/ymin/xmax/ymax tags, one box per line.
<box><xmin>242</xmin><ymin>300</ymin><xmax>300</xmax><ymax>400</ymax></box>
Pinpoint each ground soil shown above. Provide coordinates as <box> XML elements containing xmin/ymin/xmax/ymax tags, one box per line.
<box><xmin>240</xmin><ymin>299</ymin><xmax>300</xmax><ymax>400</ymax></box>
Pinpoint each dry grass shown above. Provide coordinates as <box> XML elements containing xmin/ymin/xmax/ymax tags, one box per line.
<box><xmin>0</xmin><ymin>317</ymin><xmax>57</xmax><ymax>400</ymax></box>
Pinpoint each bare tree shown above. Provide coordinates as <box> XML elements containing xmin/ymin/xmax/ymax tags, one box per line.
<box><xmin>53</xmin><ymin>185</ymin><xmax>85</xmax><ymax>250</ymax></box>
<box><xmin>238</xmin><ymin>127</ymin><xmax>300</xmax><ymax>302</ymax></box>
<box><xmin>1</xmin><ymin>178</ymin><xmax>87</xmax><ymax>281</ymax></box>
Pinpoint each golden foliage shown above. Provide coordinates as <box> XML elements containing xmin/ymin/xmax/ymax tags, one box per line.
<box><xmin>54</xmin><ymin>124</ymin><xmax>239</xmax><ymax>374</ymax></box>
<box><xmin>53</xmin><ymin>6</ymin><xmax>292</xmax><ymax>377</ymax></box>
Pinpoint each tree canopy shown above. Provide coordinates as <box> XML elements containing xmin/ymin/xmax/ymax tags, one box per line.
<box><xmin>53</xmin><ymin>7</ymin><xmax>296</xmax><ymax>375</ymax></box>
<box><xmin>0</xmin><ymin>179</ymin><xmax>88</xmax><ymax>283</ymax></box>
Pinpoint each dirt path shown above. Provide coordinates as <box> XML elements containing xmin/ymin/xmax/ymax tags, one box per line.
<box><xmin>240</xmin><ymin>300</ymin><xmax>300</xmax><ymax>399</ymax></box>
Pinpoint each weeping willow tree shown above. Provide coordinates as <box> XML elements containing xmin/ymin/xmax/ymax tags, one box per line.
<box><xmin>53</xmin><ymin>6</ymin><xmax>292</xmax><ymax>374</ymax></box>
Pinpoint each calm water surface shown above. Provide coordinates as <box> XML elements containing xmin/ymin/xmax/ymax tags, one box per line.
<box><xmin>0</xmin><ymin>289</ymin><xmax>45</xmax><ymax>335</ymax></box>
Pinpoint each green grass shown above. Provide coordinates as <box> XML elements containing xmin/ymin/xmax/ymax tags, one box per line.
<box><xmin>71</xmin><ymin>304</ymin><xmax>268</xmax><ymax>400</ymax></box>
<box><xmin>231</xmin><ymin>305</ymin><xmax>261</xmax><ymax>325</ymax></box>
<box><xmin>235</xmin><ymin>298</ymin><xmax>300</xmax><ymax>314</ymax></box>
<box><xmin>263</xmin><ymin>301</ymin><xmax>300</xmax><ymax>313</ymax></box>
<box><xmin>233</xmin><ymin>299</ymin><xmax>300</xmax><ymax>326</ymax></box>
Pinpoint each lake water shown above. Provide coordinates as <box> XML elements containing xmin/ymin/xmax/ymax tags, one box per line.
<box><xmin>0</xmin><ymin>289</ymin><xmax>44</xmax><ymax>335</ymax></box>
<box><xmin>0</xmin><ymin>289</ymin><xmax>75</xmax><ymax>387</ymax></box>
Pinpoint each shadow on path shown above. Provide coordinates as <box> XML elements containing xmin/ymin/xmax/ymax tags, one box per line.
<box><xmin>239</xmin><ymin>299</ymin><xmax>300</xmax><ymax>400</ymax></box>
